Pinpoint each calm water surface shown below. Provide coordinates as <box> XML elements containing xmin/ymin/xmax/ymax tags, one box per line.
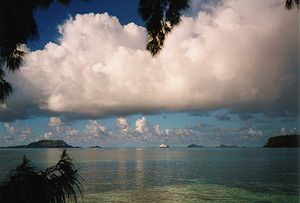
<box><xmin>0</xmin><ymin>148</ymin><xmax>299</xmax><ymax>202</ymax></box>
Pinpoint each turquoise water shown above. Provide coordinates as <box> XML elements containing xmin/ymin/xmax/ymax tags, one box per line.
<box><xmin>0</xmin><ymin>148</ymin><xmax>299</xmax><ymax>202</ymax></box>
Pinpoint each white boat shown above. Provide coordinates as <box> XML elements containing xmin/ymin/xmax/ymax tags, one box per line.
<box><xmin>159</xmin><ymin>143</ymin><xmax>169</xmax><ymax>148</ymax></box>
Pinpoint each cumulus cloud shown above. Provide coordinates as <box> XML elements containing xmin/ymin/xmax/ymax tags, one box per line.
<box><xmin>102</xmin><ymin>116</ymin><xmax>166</xmax><ymax>145</ymax></box>
<box><xmin>109</xmin><ymin>116</ymin><xmax>199</xmax><ymax>146</ymax></box>
<box><xmin>1</xmin><ymin>0</ymin><xmax>298</xmax><ymax>121</ymax></box>
<box><xmin>4</xmin><ymin>123</ymin><xmax>32</xmax><ymax>139</ymax></box>
<box><xmin>40</xmin><ymin>117</ymin><xmax>109</xmax><ymax>145</ymax></box>
<box><xmin>135</xmin><ymin>117</ymin><xmax>148</xmax><ymax>133</ymax></box>
<box><xmin>48</xmin><ymin>117</ymin><xmax>63</xmax><ymax>127</ymax></box>
<box><xmin>65</xmin><ymin>128</ymin><xmax>78</xmax><ymax>138</ymax></box>
<box><xmin>280</xmin><ymin>127</ymin><xmax>298</xmax><ymax>134</ymax></box>
<box><xmin>1</xmin><ymin>123</ymin><xmax>32</xmax><ymax>146</ymax></box>
<box><xmin>4</xmin><ymin>123</ymin><xmax>16</xmax><ymax>134</ymax></box>
<box><xmin>3</xmin><ymin>114</ymin><xmax>297</xmax><ymax>147</ymax></box>
<box><xmin>41</xmin><ymin>116</ymin><xmax>68</xmax><ymax>139</ymax></box>
<box><xmin>154</xmin><ymin>125</ymin><xmax>162</xmax><ymax>136</ymax></box>
<box><xmin>42</xmin><ymin>117</ymin><xmax>65</xmax><ymax>139</ymax></box>
<box><xmin>243</xmin><ymin>128</ymin><xmax>263</xmax><ymax>138</ymax></box>
<box><xmin>43</xmin><ymin>131</ymin><xmax>53</xmax><ymax>139</ymax></box>
<box><xmin>84</xmin><ymin>120</ymin><xmax>108</xmax><ymax>138</ymax></box>
<box><xmin>116</xmin><ymin>117</ymin><xmax>130</xmax><ymax>133</ymax></box>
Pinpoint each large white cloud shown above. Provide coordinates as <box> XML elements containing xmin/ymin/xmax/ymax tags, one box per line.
<box><xmin>1</xmin><ymin>0</ymin><xmax>298</xmax><ymax>121</ymax></box>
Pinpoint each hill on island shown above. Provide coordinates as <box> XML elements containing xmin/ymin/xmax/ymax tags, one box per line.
<box><xmin>2</xmin><ymin>140</ymin><xmax>77</xmax><ymax>148</ymax></box>
<box><xmin>218</xmin><ymin>144</ymin><xmax>239</xmax><ymax>148</ymax></box>
<box><xmin>264</xmin><ymin>134</ymin><xmax>299</xmax><ymax>147</ymax></box>
<box><xmin>89</xmin><ymin>146</ymin><xmax>102</xmax><ymax>148</ymax></box>
<box><xmin>187</xmin><ymin>144</ymin><xmax>203</xmax><ymax>148</ymax></box>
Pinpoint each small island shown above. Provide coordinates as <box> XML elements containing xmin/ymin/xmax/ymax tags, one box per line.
<box><xmin>218</xmin><ymin>144</ymin><xmax>239</xmax><ymax>148</ymax></box>
<box><xmin>2</xmin><ymin>140</ymin><xmax>78</xmax><ymax>148</ymax></box>
<box><xmin>187</xmin><ymin>144</ymin><xmax>203</xmax><ymax>148</ymax></box>
<box><xmin>89</xmin><ymin>146</ymin><xmax>102</xmax><ymax>148</ymax></box>
<box><xmin>264</xmin><ymin>134</ymin><xmax>299</xmax><ymax>148</ymax></box>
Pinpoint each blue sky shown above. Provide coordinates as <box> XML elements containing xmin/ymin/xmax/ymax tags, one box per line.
<box><xmin>30</xmin><ymin>0</ymin><xmax>142</xmax><ymax>50</ymax></box>
<box><xmin>0</xmin><ymin>0</ymin><xmax>299</xmax><ymax>147</ymax></box>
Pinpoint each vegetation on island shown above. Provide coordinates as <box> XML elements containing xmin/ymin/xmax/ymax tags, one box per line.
<box><xmin>187</xmin><ymin>144</ymin><xmax>203</xmax><ymax>148</ymax></box>
<box><xmin>218</xmin><ymin>144</ymin><xmax>239</xmax><ymax>148</ymax></box>
<box><xmin>0</xmin><ymin>149</ymin><xmax>82</xmax><ymax>203</ymax></box>
<box><xmin>264</xmin><ymin>134</ymin><xmax>299</xmax><ymax>148</ymax></box>
<box><xmin>89</xmin><ymin>146</ymin><xmax>102</xmax><ymax>148</ymax></box>
<box><xmin>2</xmin><ymin>139</ymin><xmax>77</xmax><ymax>148</ymax></box>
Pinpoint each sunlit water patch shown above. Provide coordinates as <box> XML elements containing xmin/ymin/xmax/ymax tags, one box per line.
<box><xmin>84</xmin><ymin>182</ymin><xmax>299</xmax><ymax>203</ymax></box>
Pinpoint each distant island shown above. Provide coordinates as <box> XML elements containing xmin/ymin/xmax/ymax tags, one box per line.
<box><xmin>187</xmin><ymin>144</ymin><xmax>203</xmax><ymax>148</ymax></box>
<box><xmin>218</xmin><ymin>144</ymin><xmax>239</xmax><ymax>148</ymax></box>
<box><xmin>264</xmin><ymin>134</ymin><xmax>299</xmax><ymax>148</ymax></box>
<box><xmin>2</xmin><ymin>140</ymin><xmax>78</xmax><ymax>148</ymax></box>
<box><xmin>89</xmin><ymin>146</ymin><xmax>102</xmax><ymax>148</ymax></box>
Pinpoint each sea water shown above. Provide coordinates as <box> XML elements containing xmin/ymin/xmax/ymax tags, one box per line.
<box><xmin>0</xmin><ymin>148</ymin><xmax>298</xmax><ymax>202</ymax></box>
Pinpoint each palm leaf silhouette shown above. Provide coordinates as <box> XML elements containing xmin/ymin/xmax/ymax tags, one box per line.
<box><xmin>0</xmin><ymin>149</ymin><xmax>83</xmax><ymax>203</ymax></box>
<box><xmin>285</xmin><ymin>0</ymin><xmax>299</xmax><ymax>9</ymax></box>
<box><xmin>0</xmin><ymin>68</ymin><xmax>12</xmax><ymax>102</ymax></box>
<box><xmin>0</xmin><ymin>0</ymin><xmax>87</xmax><ymax>102</ymax></box>
<box><xmin>138</xmin><ymin>0</ymin><xmax>190</xmax><ymax>56</ymax></box>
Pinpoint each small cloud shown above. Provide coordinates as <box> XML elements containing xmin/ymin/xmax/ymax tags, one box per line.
<box><xmin>47</xmin><ymin>117</ymin><xmax>65</xmax><ymax>133</ymax></box>
<box><xmin>4</xmin><ymin>123</ymin><xmax>16</xmax><ymax>135</ymax></box>
<box><xmin>65</xmin><ymin>127</ymin><xmax>78</xmax><ymax>138</ymax></box>
<box><xmin>154</xmin><ymin>125</ymin><xmax>161</xmax><ymax>136</ymax></box>
<box><xmin>43</xmin><ymin>131</ymin><xmax>53</xmax><ymax>139</ymax></box>
<box><xmin>135</xmin><ymin>117</ymin><xmax>148</xmax><ymax>133</ymax></box>
<box><xmin>85</xmin><ymin>120</ymin><xmax>108</xmax><ymax>137</ymax></box>
<box><xmin>48</xmin><ymin>117</ymin><xmax>63</xmax><ymax>127</ymax></box>
<box><xmin>243</xmin><ymin>128</ymin><xmax>263</xmax><ymax>138</ymax></box>
<box><xmin>116</xmin><ymin>117</ymin><xmax>130</xmax><ymax>133</ymax></box>
<box><xmin>3</xmin><ymin>123</ymin><xmax>32</xmax><ymax>145</ymax></box>
<box><xmin>280</xmin><ymin>127</ymin><xmax>286</xmax><ymax>134</ymax></box>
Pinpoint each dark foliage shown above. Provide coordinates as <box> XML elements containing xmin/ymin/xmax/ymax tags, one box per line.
<box><xmin>0</xmin><ymin>149</ymin><xmax>83</xmax><ymax>203</ymax></box>
<box><xmin>4</xmin><ymin>139</ymin><xmax>76</xmax><ymax>148</ymax></box>
<box><xmin>0</xmin><ymin>0</ymin><xmax>87</xmax><ymax>102</ymax></box>
<box><xmin>285</xmin><ymin>0</ymin><xmax>299</xmax><ymax>9</ymax></box>
<box><xmin>138</xmin><ymin>0</ymin><xmax>190</xmax><ymax>56</ymax></box>
<box><xmin>264</xmin><ymin>134</ymin><xmax>299</xmax><ymax>147</ymax></box>
<box><xmin>0</xmin><ymin>68</ymin><xmax>12</xmax><ymax>102</ymax></box>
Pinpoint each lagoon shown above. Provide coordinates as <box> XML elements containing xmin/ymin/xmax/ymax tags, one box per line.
<box><xmin>0</xmin><ymin>148</ymin><xmax>298</xmax><ymax>202</ymax></box>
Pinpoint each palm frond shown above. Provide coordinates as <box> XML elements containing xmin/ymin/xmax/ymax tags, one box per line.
<box><xmin>0</xmin><ymin>68</ymin><xmax>13</xmax><ymax>103</ymax></box>
<box><xmin>0</xmin><ymin>149</ymin><xmax>83</xmax><ymax>203</ymax></box>
<box><xmin>285</xmin><ymin>0</ymin><xmax>300</xmax><ymax>9</ymax></box>
<box><xmin>42</xmin><ymin>149</ymin><xmax>83</xmax><ymax>203</ymax></box>
<box><xmin>139</xmin><ymin>0</ymin><xmax>190</xmax><ymax>55</ymax></box>
<box><xmin>0</xmin><ymin>0</ymin><xmax>87</xmax><ymax>102</ymax></box>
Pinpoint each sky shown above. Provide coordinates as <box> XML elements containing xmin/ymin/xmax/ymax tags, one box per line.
<box><xmin>0</xmin><ymin>0</ymin><xmax>299</xmax><ymax>147</ymax></box>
